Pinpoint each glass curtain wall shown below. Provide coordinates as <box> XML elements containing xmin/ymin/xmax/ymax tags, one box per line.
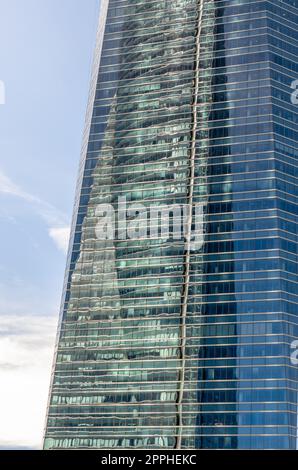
<box><xmin>44</xmin><ymin>0</ymin><xmax>298</xmax><ymax>450</ymax></box>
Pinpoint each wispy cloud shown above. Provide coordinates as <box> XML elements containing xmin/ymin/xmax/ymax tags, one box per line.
<box><xmin>0</xmin><ymin>171</ymin><xmax>28</xmax><ymax>199</ymax></box>
<box><xmin>0</xmin><ymin>314</ymin><xmax>57</xmax><ymax>450</ymax></box>
<box><xmin>0</xmin><ymin>169</ymin><xmax>70</xmax><ymax>253</ymax></box>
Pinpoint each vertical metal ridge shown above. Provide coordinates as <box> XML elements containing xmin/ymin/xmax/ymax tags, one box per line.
<box><xmin>175</xmin><ymin>0</ymin><xmax>205</xmax><ymax>450</ymax></box>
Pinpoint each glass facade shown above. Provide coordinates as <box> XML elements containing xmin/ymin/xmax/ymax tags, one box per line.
<box><xmin>44</xmin><ymin>0</ymin><xmax>298</xmax><ymax>449</ymax></box>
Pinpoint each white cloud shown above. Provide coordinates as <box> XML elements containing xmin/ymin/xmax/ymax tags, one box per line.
<box><xmin>49</xmin><ymin>227</ymin><xmax>70</xmax><ymax>254</ymax></box>
<box><xmin>0</xmin><ymin>169</ymin><xmax>70</xmax><ymax>252</ymax></box>
<box><xmin>0</xmin><ymin>315</ymin><xmax>57</xmax><ymax>449</ymax></box>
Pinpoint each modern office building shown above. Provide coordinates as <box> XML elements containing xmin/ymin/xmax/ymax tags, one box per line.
<box><xmin>44</xmin><ymin>0</ymin><xmax>298</xmax><ymax>449</ymax></box>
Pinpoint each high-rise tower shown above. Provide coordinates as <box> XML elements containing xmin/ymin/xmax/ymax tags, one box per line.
<box><xmin>44</xmin><ymin>0</ymin><xmax>298</xmax><ymax>449</ymax></box>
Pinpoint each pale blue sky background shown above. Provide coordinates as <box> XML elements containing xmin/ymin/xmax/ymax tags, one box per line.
<box><xmin>0</xmin><ymin>0</ymin><xmax>100</xmax><ymax>449</ymax></box>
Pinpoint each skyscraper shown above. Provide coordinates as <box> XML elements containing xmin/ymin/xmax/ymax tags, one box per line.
<box><xmin>44</xmin><ymin>0</ymin><xmax>298</xmax><ymax>449</ymax></box>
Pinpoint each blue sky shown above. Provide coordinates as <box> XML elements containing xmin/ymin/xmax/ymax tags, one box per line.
<box><xmin>0</xmin><ymin>0</ymin><xmax>100</xmax><ymax>449</ymax></box>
